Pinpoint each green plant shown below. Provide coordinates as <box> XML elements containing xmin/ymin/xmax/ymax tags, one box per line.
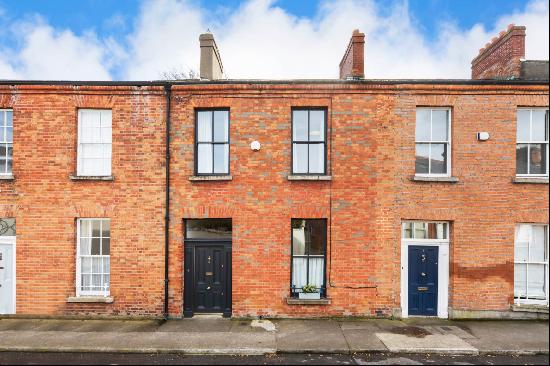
<box><xmin>301</xmin><ymin>284</ymin><xmax>318</xmax><ymax>293</ymax></box>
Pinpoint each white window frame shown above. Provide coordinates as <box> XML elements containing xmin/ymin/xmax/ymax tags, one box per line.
<box><xmin>76</xmin><ymin>218</ymin><xmax>110</xmax><ymax>297</ymax></box>
<box><xmin>0</xmin><ymin>109</ymin><xmax>13</xmax><ymax>176</ymax></box>
<box><xmin>401</xmin><ymin>221</ymin><xmax>450</xmax><ymax>318</ymax></box>
<box><xmin>514</xmin><ymin>224</ymin><xmax>549</xmax><ymax>306</ymax></box>
<box><xmin>77</xmin><ymin>109</ymin><xmax>112</xmax><ymax>177</ymax></box>
<box><xmin>415</xmin><ymin>107</ymin><xmax>452</xmax><ymax>178</ymax></box>
<box><xmin>516</xmin><ymin>108</ymin><xmax>549</xmax><ymax>178</ymax></box>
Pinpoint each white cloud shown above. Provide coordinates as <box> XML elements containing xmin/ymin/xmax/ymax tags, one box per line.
<box><xmin>122</xmin><ymin>0</ymin><xmax>549</xmax><ymax>80</ymax></box>
<box><xmin>0</xmin><ymin>0</ymin><xmax>548</xmax><ymax>80</ymax></box>
<box><xmin>1</xmin><ymin>16</ymin><xmax>114</xmax><ymax>80</ymax></box>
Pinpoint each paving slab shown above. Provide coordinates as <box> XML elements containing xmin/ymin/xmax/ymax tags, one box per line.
<box><xmin>0</xmin><ymin>330</ymin><xmax>276</xmax><ymax>355</ymax></box>
<box><xmin>273</xmin><ymin>319</ymin><xmax>349</xmax><ymax>353</ymax></box>
<box><xmin>464</xmin><ymin>321</ymin><xmax>549</xmax><ymax>354</ymax></box>
<box><xmin>375</xmin><ymin>332</ymin><xmax>478</xmax><ymax>355</ymax></box>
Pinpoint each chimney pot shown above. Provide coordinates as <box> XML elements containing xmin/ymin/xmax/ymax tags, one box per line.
<box><xmin>339</xmin><ymin>29</ymin><xmax>365</xmax><ymax>80</ymax></box>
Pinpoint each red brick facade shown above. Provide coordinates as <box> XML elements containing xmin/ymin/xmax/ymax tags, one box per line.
<box><xmin>1</xmin><ymin>81</ymin><xmax>547</xmax><ymax>319</ymax></box>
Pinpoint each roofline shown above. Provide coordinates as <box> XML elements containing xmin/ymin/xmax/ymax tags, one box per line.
<box><xmin>0</xmin><ymin>78</ymin><xmax>547</xmax><ymax>86</ymax></box>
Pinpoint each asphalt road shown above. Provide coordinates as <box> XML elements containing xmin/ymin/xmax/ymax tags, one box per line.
<box><xmin>0</xmin><ymin>352</ymin><xmax>548</xmax><ymax>365</ymax></box>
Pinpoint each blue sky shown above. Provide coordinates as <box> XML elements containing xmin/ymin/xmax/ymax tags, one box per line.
<box><xmin>0</xmin><ymin>0</ymin><xmax>548</xmax><ymax>80</ymax></box>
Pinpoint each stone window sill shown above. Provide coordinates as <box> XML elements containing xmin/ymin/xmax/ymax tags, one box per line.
<box><xmin>67</xmin><ymin>296</ymin><xmax>114</xmax><ymax>304</ymax></box>
<box><xmin>0</xmin><ymin>174</ymin><xmax>14</xmax><ymax>181</ymax></box>
<box><xmin>287</xmin><ymin>175</ymin><xmax>332</xmax><ymax>181</ymax></box>
<box><xmin>410</xmin><ymin>175</ymin><xmax>459</xmax><ymax>183</ymax></box>
<box><xmin>70</xmin><ymin>175</ymin><xmax>115</xmax><ymax>181</ymax></box>
<box><xmin>511</xmin><ymin>304</ymin><xmax>548</xmax><ymax>314</ymax></box>
<box><xmin>512</xmin><ymin>177</ymin><xmax>549</xmax><ymax>184</ymax></box>
<box><xmin>286</xmin><ymin>298</ymin><xmax>331</xmax><ymax>305</ymax></box>
<box><xmin>189</xmin><ymin>175</ymin><xmax>232</xmax><ymax>181</ymax></box>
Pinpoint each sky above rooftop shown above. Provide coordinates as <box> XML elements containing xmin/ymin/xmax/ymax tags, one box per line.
<box><xmin>0</xmin><ymin>0</ymin><xmax>548</xmax><ymax>80</ymax></box>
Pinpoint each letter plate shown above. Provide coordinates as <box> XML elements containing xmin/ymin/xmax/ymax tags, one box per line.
<box><xmin>417</xmin><ymin>286</ymin><xmax>428</xmax><ymax>292</ymax></box>
<box><xmin>205</xmin><ymin>272</ymin><xmax>213</xmax><ymax>276</ymax></box>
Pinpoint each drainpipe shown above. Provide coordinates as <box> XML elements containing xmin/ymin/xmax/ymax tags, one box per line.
<box><xmin>163</xmin><ymin>83</ymin><xmax>172</xmax><ymax>319</ymax></box>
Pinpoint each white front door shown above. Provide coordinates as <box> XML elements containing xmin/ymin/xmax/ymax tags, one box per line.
<box><xmin>0</xmin><ymin>241</ymin><xmax>15</xmax><ymax>314</ymax></box>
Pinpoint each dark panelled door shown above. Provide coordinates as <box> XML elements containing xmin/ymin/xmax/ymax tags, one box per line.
<box><xmin>194</xmin><ymin>245</ymin><xmax>227</xmax><ymax>313</ymax></box>
<box><xmin>408</xmin><ymin>246</ymin><xmax>438</xmax><ymax>316</ymax></box>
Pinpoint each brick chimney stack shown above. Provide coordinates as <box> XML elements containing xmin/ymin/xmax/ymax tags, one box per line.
<box><xmin>199</xmin><ymin>32</ymin><xmax>224</xmax><ymax>80</ymax></box>
<box><xmin>339</xmin><ymin>29</ymin><xmax>365</xmax><ymax>80</ymax></box>
<box><xmin>471</xmin><ymin>24</ymin><xmax>526</xmax><ymax>80</ymax></box>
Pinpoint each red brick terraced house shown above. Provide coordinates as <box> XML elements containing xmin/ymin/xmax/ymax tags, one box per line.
<box><xmin>0</xmin><ymin>26</ymin><xmax>548</xmax><ymax>320</ymax></box>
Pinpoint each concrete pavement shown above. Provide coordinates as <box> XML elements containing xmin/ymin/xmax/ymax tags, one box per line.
<box><xmin>0</xmin><ymin>317</ymin><xmax>547</xmax><ymax>356</ymax></box>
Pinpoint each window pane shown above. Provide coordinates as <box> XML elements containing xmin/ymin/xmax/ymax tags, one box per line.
<box><xmin>82</xmin><ymin>144</ymin><xmax>103</xmax><ymax>158</ymax></box>
<box><xmin>101</xmin><ymin>127</ymin><xmax>112</xmax><ymax>144</ymax></box>
<box><xmin>197</xmin><ymin>144</ymin><xmax>213</xmax><ymax>174</ymax></box>
<box><xmin>425</xmin><ymin>222</ymin><xmax>447</xmax><ymax>239</ymax></box>
<box><xmin>516</xmin><ymin>144</ymin><xmax>528</xmax><ymax>174</ymax></box>
<box><xmin>309</xmin><ymin>111</ymin><xmax>325</xmax><ymax>142</ymax></box>
<box><xmin>213</xmin><ymin>111</ymin><xmax>229</xmax><ymax>142</ymax></box>
<box><xmin>292</xmin><ymin>257</ymin><xmax>308</xmax><ymax>290</ymax></box>
<box><xmin>103</xmin><ymin>258</ymin><xmax>110</xmax><ymax>274</ymax></box>
<box><xmin>514</xmin><ymin>240</ymin><xmax>529</xmax><ymax>262</ymax></box>
<box><xmin>293</xmin><ymin>110</ymin><xmax>308</xmax><ymax>141</ymax></box>
<box><xmin>514</xmin><ymin>263</ymin><xmax>527</xmax><ymax>298</ymax></box>
<box><xmin>528</xmin><ymin>264</ymin><xmax>546</xmax><ymax>299</ymax></box>
<box><xmin>80</xmin><ymin>220</ymin><xmax>92</xmax><ymax>237</ymax></box>
<box><xmin>185</xmin><ymin>219</ymin><xmax>232</xmax><ymax>239</ymax></box>
<box><xmin>213</xmin><ymin>144</ymin><xmax>229</xmax><ymax>174</ymax></box>
<box><xmin>102</xmin><ymin>238</ymin><xmax>110</xmax><ymax>256</ymax></box>
<box><xmin>92</xmin><ymin>257</ymin><xmax>102</xmax><ymax>273</ymax></box>
<box><xmin>0</xmin><ymin>159</ymin><xmax>4</xmax><ymax>174</ymax></box>
<box><xmin>415</xmin><ymin>144</ymin><xmax>429</xmax><ymax>174</ymax></box>
<box><xmin>308</xmin><ymin>257</ymin><xmax>325</xmax><ymax>288</ymax></box>
<box><xmin>414</xmin><ymin>222</ymin><xmax>427</xmax><ymax>239</ymax></box>
<box><xmin>0</xmin><ymin>145</ymin><xmax>5</xmax><ymax>157</ymax></box>
<box><xmin>431</xmin><ymin>110</ymin><xmax>448</xmax><ymax>141</ymax></box>
<box><xmin>415</xmin><ymin>109</ymin><xmax>431</xmax><ymax>141</ymax></box>
<box><xmin>80</xmin><ymin>238</ymin><xmax>91</xmax><ymax>255</ymax></box>
<box><xmin>91</xmin><ymin>238</ymin><xmax>101</xmax><ymax>255</ymax></box>
<box><xmin>6</xmin><ymin>159</ymin><xmax>11</xmax><ymax>174</ymax></box>
<box><xmin>430</xmin><ymin>144</ymin><xmax>447</xmax><ymax>174</ymax></box>
<box><xmin>402</xmin><ymin>222</ymin><xmax>413</xmax><ymax>238</ymax></box>
<box><xmin>102</xmin><ymin>220</ymin><xmax>110</xmax><ymax>237</ymax></box>
<box><xmin>5</xmin><ymin>127</ymin><xmax>12</xmax><ymax>143</ymax></box>
<box><xmin>517</xmin><ymin>110</ymin><xmax>531</xmax><ymax>141</ymax></box>
<box><xmin>292</xmin><ymin>222</ymin><xmax>306</xmax><ymax>255</ymax></box>
<box><xmin>197</xmin><ymin>111</ymin><xmax>212</xmax><ymax>142</ymax></box>
<box><xmin>530</xmin><ymin>226</ymin><xmax>547</xmax><ymax>262</ymax></box>
<box><xmin>81</xmin><ymin>257</ymin><xmax>91</xmax><ymax>273</ymax></box>
<box><xmin>308</xmin><ymin>144</ymin><xmax>324</xmax><ymax>174</ymax></box>
<box><xmin>531</xmin><ymin>110</ymin><xmax>547</xmax><ymax>141</ymax></box>
<box><xmin>308</xmin><ymin>220</ymin><xmax>327</xmax><ymax>255</ymax></box>
<box><xmin>6</xmin><ymin>111</ymin><xmax>12</xmax><ymax>127</ymax></box>
<box><xmin>0</xmin><ymin>128</ymin><xmax>4</xmax><ymax>142</ymax></box>
<box><xmin>7</xmin><ymin>145</ymin><xmax>12</xmax><ymax>158</ymax></box>
<box><xmin>81</xmin><ymin>274</ymin><xmax>91</xmax><ymax>289</ymax></box>
<box><xmin>80</xmin><ymin>110</ymin><xmax>101</xmax><ymax>128</ymax></box>
<box><xmin>0</xmin><ymin>218</ymin><xmax>16</xmax><ymax>236</ymax></box>
<box><xmin>92</xmin><ymin>220</ymin><xmax>101</xmax><ymax>237</ymax></box>
<box><xmin>293</xmin><ymin>143</ymin><xmax>308</xmax><ymax>173</ymax></box>
<box><xmin>529</xmin><ymin>144</ymin><xmax>546</xmax><ymax>175</ymax></box>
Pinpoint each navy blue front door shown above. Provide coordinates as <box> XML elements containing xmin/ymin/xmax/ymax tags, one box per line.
<box><xmin>408</xmin><ymin>246</ymin><xmax>438</xmax><ymax>316</ymax></box>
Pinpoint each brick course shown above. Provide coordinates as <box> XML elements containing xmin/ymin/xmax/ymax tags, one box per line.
<box><xmin>1</xmin><ymin>81</ymin><xmax>548</xmax><ymax>318</ymax></box>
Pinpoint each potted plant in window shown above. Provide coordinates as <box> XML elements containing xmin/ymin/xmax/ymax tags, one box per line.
<box><xmin>299</xmin><ymin>284</ymin><xmax>321</xmax><ymax>300</ymax></box>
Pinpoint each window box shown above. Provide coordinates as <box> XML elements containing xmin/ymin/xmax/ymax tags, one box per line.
<box><xmin>512</xmin><ymin>177</ymin><xmax>549</xmax><ymax>184</ymax></box>
<box><xmin>286</xmin><ymin>298</ymin><xmax>331</xmax><ymax>305</ymax></box>
<box><xmin>67</xmin><ymin>296</ymin><xmax>114</xmax><ymax>304</ymax></box>
<box><xmin>189</xmin><ymin>175</ymin><xmax>232</xmax><ymax>181</ymax></box>
<box><xmin>299</xmin><ymin>292</ymin><xmax>321</xmax><ymax>300</ymax></box>
<box><xmin>287</xmin><ymin>175</ymin><xmax>332</xmax><ymax>181</ymax></box>
<box><xmin>411</xmin><ymin>175</ymin><xmax>458</xmax><ymax>183</ymax></box>
<box><xmin>70</xmin><ymin>175</ymin><xmax>114</xmax><ymax>181</ymax></box>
